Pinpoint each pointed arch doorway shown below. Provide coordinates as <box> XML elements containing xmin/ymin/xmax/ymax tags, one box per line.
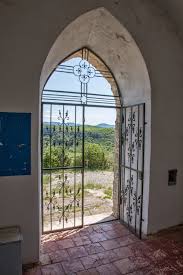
<box><xmin>41</xmin><ymin>47</ymin><xmax>145</xmax><ymax>239</ymax></box>
<box><xmin>41</xmin><ymin>47</ymin><xmax>122</xmax><ymax>232</ymax></box>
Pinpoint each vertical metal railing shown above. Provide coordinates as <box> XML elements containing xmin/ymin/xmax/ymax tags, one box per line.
<box><xmin>139</xmin><ymin>104</ymin><xmax>145</xmax><ymax>238</ymax></box>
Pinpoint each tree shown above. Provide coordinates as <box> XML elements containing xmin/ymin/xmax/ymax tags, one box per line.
<box><xmin>43</xmin><ymin>146</ymin><xmax>71</xmax><ymax>168</ymax></box>
<box><xmin>75</xmin><ymin>143</ymin><xmax>109</xmax><ymax>170</ymax></box>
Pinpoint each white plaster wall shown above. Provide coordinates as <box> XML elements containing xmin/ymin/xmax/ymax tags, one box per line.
<box><xmin>0</xmin><ymin>0</ymin><xmax>182</xmax><ymax>263</ymax></box>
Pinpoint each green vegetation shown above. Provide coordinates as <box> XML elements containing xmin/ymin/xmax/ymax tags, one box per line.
<box><xmin>43</xmin><ymin>146</ymin><xmax>71</xmax><ymax>168</ymax></box>
<box><xmin>84</xmin><ymin>125</ymin><xmax>115</xmax><ymax>150</ymax></box>
<box><xmin>103</xmin><ymin>187</ymin><xmax>113</xmax><ymax>199</ymax></box>
<box><xmin>84</xmin><ymin>182</ymin><xmax>104</xmax><ymax>190</ymax></box>
<box><xmin>43</xmin><ymin>123</ymin><xmax>115</xmax><ymax>170</ymax></box>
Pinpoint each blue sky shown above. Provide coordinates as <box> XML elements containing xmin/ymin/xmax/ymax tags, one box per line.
<box><xmin>43</xmin><ymin>58</ymin><xmax>116</xmax><ymax>125</ymax></box>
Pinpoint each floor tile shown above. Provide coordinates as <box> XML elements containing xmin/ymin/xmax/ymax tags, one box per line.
<box><xmin>104</xmin><ymin>228</ymin><xmax>130</xmax><ymax>239</ymax></box>
<box><xmin>67</xmin><ymin>245</ymin><xmax>88</xmax><ymax>258</ymax></box>
<box><xmin>96</xmin><ymin>263</ymin><xmax>121</xmax><ymax>275</ymax></box>
<box><xmin>118</xmin><ymin>234</ymin><xmax>139</xmax><ymax>247</ymax></box>
<box><xmin>103</xmin><ymin>230</ymin><xmax>122</xmax><ymax>240</ymax></box>
<box><xmin>85</xmin><ymin>243</ymin><xmax>105</xmax><ymax>255</ymax></box>
<box><xmin>40</xmin><ymin>253</ymin><xmax>51</xmax><ymax>265</ymax></box>
<box><xmin>57</xmin><ymin>238</ymin><xmax>75</xmax><ymax>249</ymax></box>
<box><xmin>62</xmin><ymin>259</ymin><xmax>85</xmax><ymax>273</ymax></box>
<box><xmin>73</xmin><ymin>235</ymin><xmax>92</xmax><ymax>246</ymax></box>
<box><xmin>114</xmin><ymin>257</ymin><xmax>137</xmax><ymax>274</ymax></box>
<box><xmin>41</xmin><ymin>241</ymin><xmax>59</xmax><ymax>253</ymax></box>
<box><xmin>91</xmin><ymin>224</ymin><xmax>104</xmax><ymax>233</ymax></box>
<box><xmin>100</xmin><ymin>239</ymin><xmax>121</xmax><ymax>250</ymax></box>
<box><xmin>113</xmin><ymin>246</ymin><xmax>134</xmax><ymax>259</ymax></box>
<box><xmin>77</xmin><ymin>268</ymin><xmax>99</xmax><ymax>275</ymax></box>
<box><xmin>79</xmin><ymin>227</ymin><xmax>91</xmax><ymax>236</ymax></box>
<box><xmin>99</xmin><ymin>223</ymin><xmax>116</xmax><ymax>232</ymax></box>
<box><xmin>114</xmin><ymin>223</ymin><xmax>131</xmax><ymax>233</ymax></box>
<box><xmin>89</xmin><ymin>233</ymin><xmax>108</xmax><ymax>243</ymax></box>
<box><xmin>80</xmin><ymin>254</ymin><xmax>102</xmax><ymax>269</ymax></box>
<box><xmin>97</xmin><ymin>249</ymin><xmax>119</xmax><ymax>264</ymax></box>
<box><xmin>49</xmin><ymin>249</ymin><xmax>69</xmax><ymax>263</ymax></box>
<box><xmin>41</xmin><ymin>263</ymin><xmax>65</xmax><ymax>275</ymax></box>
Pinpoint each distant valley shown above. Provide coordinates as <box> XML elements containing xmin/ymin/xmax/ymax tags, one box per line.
<box><xmin>44</xmin><ymin>122</ymin><xmax>114</xmax><ymax>128</ymax></box>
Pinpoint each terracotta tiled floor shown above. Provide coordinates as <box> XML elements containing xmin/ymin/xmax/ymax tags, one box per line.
<box><xmin>23</xmin><ymin>221</ymin><xmax>183</xmax><ymax>274</ymax></box>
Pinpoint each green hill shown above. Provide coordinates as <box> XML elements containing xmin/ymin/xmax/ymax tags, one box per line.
<box><xmin>42</xmin><ymin>123</ymin><xmax>115</xmax><ymax>170</ymax></box>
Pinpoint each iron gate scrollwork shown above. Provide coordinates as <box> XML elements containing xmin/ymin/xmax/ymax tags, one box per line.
<box><xmin>42</xmin><ymin>104</ymin><xmax>84</xmax><ymax>232</ymax></box>
<box><xmin>121</xmin><ymin>103</ymin><xmax>145</xmax><ymax>238</ymax></box>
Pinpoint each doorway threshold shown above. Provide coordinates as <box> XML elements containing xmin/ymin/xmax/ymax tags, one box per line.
<box><xmin>84</xmin><ymin>212</ymin><xmax>117</xmax><ymax>226</ymax></box>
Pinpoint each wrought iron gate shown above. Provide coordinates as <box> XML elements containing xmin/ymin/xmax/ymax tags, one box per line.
<box><xmin>42</xmin><ymin>103</ymin><xmax>85</xmax><ymax>232</ymax></box>
<box><xmin>120</xmin><ymin>103</ymin><xmax>145</xmax><ymax>238</ymax></box>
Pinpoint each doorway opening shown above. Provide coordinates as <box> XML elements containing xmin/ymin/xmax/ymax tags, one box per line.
<box><xmin>41</xmin><ymin>47</ymin><xmax>145</xmax><ymax>238</ymax></box>
<box><xmin>41</xmin><ymin>48</ymin><xmax>122</xmax><ymax>232</ymax></box>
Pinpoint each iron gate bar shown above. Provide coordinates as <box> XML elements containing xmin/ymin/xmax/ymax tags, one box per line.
<box><xmin>43</xmin><ymin>166</ymin><xmax>83</xmax><ymax>171</ymax></box>
<box><xmin>122</xmin><ymin>107</ymin><xmax>126</xmax><ymax>228</ymax></box>
<box><xmin>62</xmin><ymin>105</ymin><xmax>65</xmax><ymax>229</ymax></box>
<box><xmin>42</xmin><ymin>97</ymin><xmax>119</xmax><ymax>105</ymax></box>
<box><xmin>42</xmin><ymin>102</ymin><xmax>121</xmax><ymax>109</ymax></box>
<box><xmin>82</xmin><ymin>106</ymin><xmax>85</xmax><ymax>226</ymax></box>
<box><xmin>121</xmin><ymin>165</ymin><xmax>141</xmax><ymax>173</ymax></box>
<box><xmin>42</xmin><ymin>100</ymin><xmax>120</xmax><ymax>108</ymax></box>
<box><xmin>41</xmin><ymin>104</ymin><xmax>44</xmax><ymax>233</ymax></box>
<box><xmin>50</xmin><ymin>104</ymin><xmax>52</xmax><ymax>231</ymax></box>
<box><xmin>139</xmin><ymin>104</ymin><xmax>145</xmax><ymax>239</ymax></box>
<box><xmin>43</xmin><ymin>89</ymin><xmax>120</xmax><ymax>98</ymax></box>
<box><xmin>57</xmin><ymin>64</ymin><xmax>73</xmax><ymax>68</ymax></box>
<box><xmin>42</xmin><ymin>93</ymin><xmax>121</xmax><ymax>100</ymax></box>
<box><xmin>118</xmin><ymin>107</ymin><xmax>123</xmax><ymax>220</ymax></box>
<box><xmin>55</xmin><ymin>70</ymin><xmax>73</xmax><ymax>74</ymax></box>
<box><xmin>42</xmin><ymin>97</ymin><xmax>120</xmax><ymax>103</ymax></box>
<box><xmin>74</xmin><ymin>106</ymin><xmax>76</xmax><ymax>227</ymax></box>
<box><xmin>82</xmin><ymin>47</ymin><xmax>88</xmax><ymax>60</ymax></box>
<box><xmin>135</xmin><ymin>105</ymin><xmax>140</xmax><ymax>233</ymax></box>
<box><xmin>128</xmin><ymin>106</ymin><xmax>132</xmax><ymax>228</ymax></box>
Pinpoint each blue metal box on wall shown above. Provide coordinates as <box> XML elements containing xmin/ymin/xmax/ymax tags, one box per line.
<box><xmin>0</xmin><ymin>112</ymin><xmax>31</xmax><ymax>176</ymax></box>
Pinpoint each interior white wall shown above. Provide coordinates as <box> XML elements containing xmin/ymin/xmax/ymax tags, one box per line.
<box><xmin>0</xmin><ymin>0</ymin><xmax>182</xmax><ymax>264</ymax></box>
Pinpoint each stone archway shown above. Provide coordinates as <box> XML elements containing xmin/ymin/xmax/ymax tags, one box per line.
<box><xmin>40</xmin><ymin>7</ymin><xmax>151</xmax><ymax>235</ymax></box>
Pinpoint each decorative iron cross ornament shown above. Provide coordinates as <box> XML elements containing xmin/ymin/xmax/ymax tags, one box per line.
<box><xmin>73</xmin><ymin>60</ymin><xmax>95</xmax><ymax>84</ymax></box>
